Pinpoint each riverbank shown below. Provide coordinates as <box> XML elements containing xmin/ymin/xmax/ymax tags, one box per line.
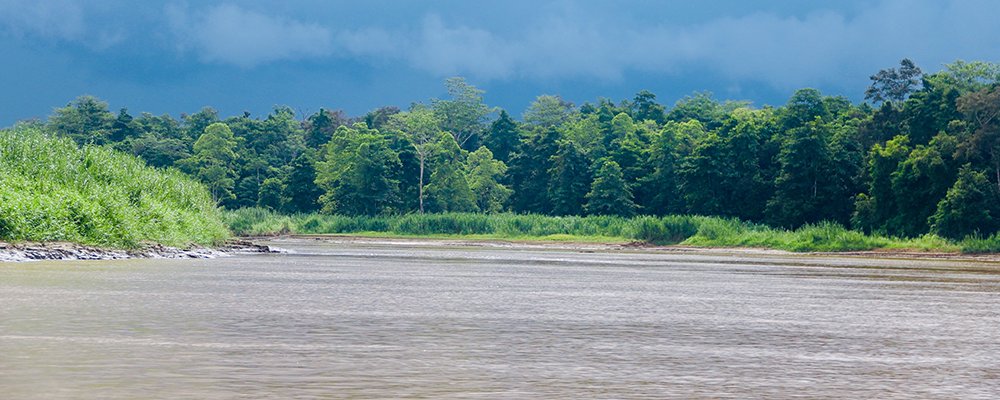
<box><xmin>265</xmin><ymin>235</ymin><xmax>1000</xmax><ymax>265</ymax></box>
<box><xmin>0</xmin><ymin>240</ymin><xmax>275</xmax><ymax>262</ymax></box>
<box><xmin>0</xmin><ymin>126</ymin><xmax>231</xmax><ymax>248</ymax></box>
<box><xmin>224</xmin><ymin>208</ymin><xmax>1000</xmax><ymax>254</ymax></box>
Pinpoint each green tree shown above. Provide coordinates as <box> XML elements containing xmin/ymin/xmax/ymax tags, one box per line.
<box><xmin>257</xmin><ymin>177</ymin><xmax>284</xmax><ymax>210</ymax></box>
<box><xmin>853</xmin><ymin>136</ymin><xmax>911</xmax><ymax>234</ymax></box>
<box><xmin>933</xmin><ymin>60</ymin><xmax>1000</xmax><ymax>93</ymax></box>
<box><xmin>483</xmin><ymin>109</ymin><xmax>520</xmax><ymax>163</ymax></box>
<box><xmin>637</xmin><ymin>120</ymin><xmax>697</xmax><ymax>214</ymax></box>
<box><xmin>585</xmin><ymin>160</ymin><xmax>636</xmax><ymax>217</ymax></box>
<box><xmin>865</xmin><ymin>58</ymin><xmax>923</xmax><ymax>104</ymax></box>
<box><xmin>888</xmin><ymin>135</ymin><xmax>957</xmax><ymax>236</ymax></box>
<box><xmin>956</xmin><ymin>86</ymin><xmax>1000</xmax><ymax>192</ymax></box>
<box><xmin>110</xmin><ymin>108</ymin><xmax>139</xmax><ymax>143</ymax></box>
<box><xmin>630</xmin><ymin>90</ymin><xmax>666</xmax><ymax>124</ymax></box>
<box><xmin>281</xmin><ymin>152</ymin><xmax>323</xmax><ymax>213</ymax></box>
<box><xmin>523</xmin><ymin>95</ymin><xmax>575</xmax><ymax>129</ymax></box>
<box><xmin>781</xmin><ymin>88</ymin><xmax>830</xmax><ymax>130</ymax></box>
<box><xmin>315</xmin><ymin>123</ymin><xmax>401</xmax><ymax>215</ymax></box>
<box><xmin>507</xmin><ymin>128</ymin><xmax>560</xmax><ymax>213</ymax></box>
<box><xmin>304</xmin><ymin>108</ymin><xmax>349</xmax><ymax>149</ymax></box>
<box><xmin>426</xmin><ymin>133</ymin><xmax>477</xmax><ymax>212</ymax></box>
<box><xmin>432</xmin><ymin>77</ymin><xmax>492</xmax><ymax>150</ymax></box>
<box><xmin>387</xmin><ymin>106</ymin><xmax>441</xmax><ymax>213</ymax></box>
<box><xmin>547</xmin><ymin>141</ymin><xmax>591</xmax><ymax>216</ymax></box>
<box><xmin>765</xmin><ymin>120</ymin><xmax>842</xmax><ymax>227</ymax></box>
<box><xmin>183</xmin><ymin>107</ymin><xmax>220</xmax><ymax>142</ymax></box>
<box><xmin>607</xmin><ymin>113</ymin><xmax>647</xmax><ymax>183</ymax></box>
<box><xmin>929</xmin><ymin>166</ymin><xmax>999</xmax><ymax>239</ymax></box>
<box><xmin>176</xmin><ymin>122</ymin><xmax>240</xmax><ymax>202</ymax></box>
<box><xmin>47</xmin><ymin>95</ymin><xmax>115</xmax><ymax>145</ymax></box>
<box><xmin>466</xmin><ymin>147</ymin><xmax>511</xmax><ymax>213</ymax></box>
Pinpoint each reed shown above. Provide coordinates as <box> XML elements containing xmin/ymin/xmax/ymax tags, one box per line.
<box><xmin>224</xmin><ymin>208</ymin><xmax>976</xmax><ymax>253</ymax></box>
<box><xmin>0</xmin><ymin>125</ymin><xmax>230</xmax><ymax>248</ymax></box>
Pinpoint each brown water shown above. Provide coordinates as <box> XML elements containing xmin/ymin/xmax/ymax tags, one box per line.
<box><xmin>3</xmin><ymin>239</ymin><xmax>1000</xmax><ymax>399</ymax></box>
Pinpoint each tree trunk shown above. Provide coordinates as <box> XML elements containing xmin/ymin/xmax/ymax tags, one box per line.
<box><xmin>419</xmin><ymin>156</ymin><xmax>425</xmax><ymax>213</ymax></box>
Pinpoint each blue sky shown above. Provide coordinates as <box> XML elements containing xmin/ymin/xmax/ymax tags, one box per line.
<box><xmin>1</xmin><ymin>0</ymin><xmax>998</xmax><ymax>126</ymax></box>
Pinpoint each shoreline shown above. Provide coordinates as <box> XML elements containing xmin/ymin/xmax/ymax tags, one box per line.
<box><xmin>5</xmin><ymin>233</ymin><xmax>1000</xmax><ymax>264</ymax></box>
<box><xmin>265</xmin><ymin>234</ymin><xmax>1000</xmax><ymax>263</ymax></box>
<box><xmin>0</xmin><ymin>240</ymin><xmax>276</xmax><ymax>263</ymax></box>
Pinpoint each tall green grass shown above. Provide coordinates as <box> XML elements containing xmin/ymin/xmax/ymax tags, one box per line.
<box><xmin>224</xmin><ymin>207</ymin><xmax>973</xmax><ymax>253</ymax></box>
<box><xmin>0</xmin><ymin>125</ymin><xmax>230</xmax><ymax>248</ymax></box>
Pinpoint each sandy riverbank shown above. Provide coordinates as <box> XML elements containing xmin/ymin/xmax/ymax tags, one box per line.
<box><xmin>273</xmin><ymin>234</ymin><xmax>1000</xmax><ymax>263</ymax></box>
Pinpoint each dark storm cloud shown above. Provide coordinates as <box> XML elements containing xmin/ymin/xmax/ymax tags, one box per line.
<box><xmin>0</xmin><ymin>0</ymin><xmax>998</xmax><ymax>125</ymax></box>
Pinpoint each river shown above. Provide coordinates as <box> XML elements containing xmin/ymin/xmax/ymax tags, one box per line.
<box><xmin>2</xmin><ymin>238</ymin><xmax>999</xmax><ymax>399</ymax></box>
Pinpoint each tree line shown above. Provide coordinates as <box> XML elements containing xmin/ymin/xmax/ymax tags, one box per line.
<box><xmin>31</xmin><ymin>60</ymin><xmax>1000</xmax><ymax>240</ymax></box>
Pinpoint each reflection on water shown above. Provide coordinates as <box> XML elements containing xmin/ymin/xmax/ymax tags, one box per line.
<box><xmin>2</xmin><ymin>239</ymin><xmax>1000</xmax><ymax>399</ymax></box>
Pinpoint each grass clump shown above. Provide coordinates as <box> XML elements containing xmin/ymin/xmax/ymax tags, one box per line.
<box><xmin>0</xmin><ymin>125</ymin><xmax>230</xmax><ymax>248</ymax></box>
<box><xmin>224</xmin><ymin>208</ymin><xmax>982</xmax><ymax>253</ymax></box>
<box><xmin>957</xmin><ymin>233</ymin><xmax>1000</xmax><ymax>254</ymax></box>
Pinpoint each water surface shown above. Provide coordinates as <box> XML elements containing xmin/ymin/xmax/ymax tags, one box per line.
<box><xmin>3</xmin><ymin>239</ymin><xmax>1000</xmax><ymax>399</ymax></box>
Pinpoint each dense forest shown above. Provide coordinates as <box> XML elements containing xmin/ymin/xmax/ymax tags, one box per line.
<box><xmin>25</xmin><ymin>59</ymin><xmax>1000</xmax><ymax>240</ymax></box>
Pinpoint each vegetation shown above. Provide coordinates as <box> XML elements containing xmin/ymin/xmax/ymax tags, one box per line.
<box><xmin>0</xmin><ymin>125</ymin><xmax>230</xmax><ymax>248</ymax></box>
<box><xmin>222</xmin><ymin>208</ymin><xmax>982</xmax><ymax>253</ymax></box>
<box><xmin>16</xmin><ymin>58</ymin><xmax>1000</xmax><ymax>252</ymax></box>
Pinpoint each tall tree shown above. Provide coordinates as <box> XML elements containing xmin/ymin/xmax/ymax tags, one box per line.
<box><xmin>387</xmin><ymin>106</ymin><xmax>441</xmax><ymax>213</ymax></box>
<box><xmin>483</xmin><ymin>109</ymin><xmax>520</xmax><ymax>163</ymax></box>
<box><xmin>852</xmin><ymin>136</ymin><xmax>911</xmax><ymax>234</ymax></box>
<box><xmin>956</xmin><ymin>86</ymin><xmax>1000</xmax><ymax>192</ymax></box>
<box><xmin>466</xmin><ymin>147</ymin><xmax>511</xmax><ymax>213</ymax></box>
<box><xmin>889</xmin><ymin>136</ymin><xmax>957</xmax><ymax>236</ymax></box>
<box><xmin>547</xmin><ymin>141</ymin><xmax>591</xmax><ymax>216</ymax></box>
<box><xmin>630</xmin><ymin>90</ymin><xmax>666</xmax><ymax>124</ymax></box>
<box><xmin>507</xmin><ymin>128</ymin><xmax>560</xmax><ymax>213</ymax></box>
<box><xmin>426</xmin><ymin>133</ymin><xmax>477</xmax><ymax>212</ymax></box>
<box><xmin>636</xmin><ymin>120</ymin><xmax>697</xmax><ymax>215</ymax></box>
<box><xmin>315</xmin><ymin>123</ymin><xmax>401</xmax><ymax>215</ymax></box>
<box><xmin>432</xmin><ymin>77</ymin><xmax>491</xmax><ymax>150</ymax></box>
<box><xmin>47</xmin><ymin>95</ymin><xmax>115</xmax><ymax>145</ymax></box>
<box><xmin>929</xmin><ymin>165</ymin><xmax>999</xmax><ymax>239</ymax></box>
<box><xmin>865</xmin><ymin>58</ymin><xmax>923</xmax><ymax>104</ymax></box>
<box><xmin>304</xmin><ymin>108</ymin><xmax>349</xmax><ymax>149</ymax></box>
<box><xmin>523</xmin><ymin>95</ymin><xmax>575</xmax><ymax>129</ymax></box>
<box><xmin>765</xmin><ymin>121</ymin><xmax>837</xmax><ymax>227</ymax></box>
<box><xmin>281</xmin><ymin>152</ymin><xmax>323</xmax><ymax>213</ymax></box>
<box><xmin>176</xmin><ymin>122</ymin><xmax>240</xmax><ymax>203</ymax></box>
<box><xmin>586</xmin><ymin>160</ymin><xmax>637</xmax><ymax>217</ymax></box>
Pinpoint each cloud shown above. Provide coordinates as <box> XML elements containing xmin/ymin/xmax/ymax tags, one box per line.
<box><xmin>0</xmin><ymin>0</ymin><xmax>123</xmax><ymax>48</ymax></box>
<box><xmin>166</xmin><ymin>3</ymin><xmax>334</xmax><ymax>68</ymax></box>
<box><xmin>0</xmin><ymin>0</ymin><xmax>85</xmax><ymax>40</ymax></box>
<box><xmin>328</xmin><ymin>0</ymin><xmax>1000</xmax><ymax>90</ymax></box>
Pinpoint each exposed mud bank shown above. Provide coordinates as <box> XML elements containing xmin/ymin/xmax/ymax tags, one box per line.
<box><xmin>273</xmin><ymin>234</ymin><xmax>1000</xmax><ymax>263</ymax></box>
<box><xmin>0</xmin><ymin>240</ymin><xmax>277</xmax><ymax>262</ymax></box>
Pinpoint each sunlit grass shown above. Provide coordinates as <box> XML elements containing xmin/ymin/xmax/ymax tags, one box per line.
<box><xmin>224</xmin><ymin>207</ymin><xmax>985</xmax><ymax>253</ymax></box>
<box><xmin>0</xmin><ymin>125</ymin><xmax>230</xmax><ymax>248</ymax></box>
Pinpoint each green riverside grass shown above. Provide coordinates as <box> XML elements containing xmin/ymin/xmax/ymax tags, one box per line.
<box><xmin>0</xmin><ymin>125</ymin><xmax>230</xmax><ymax>248</ymax></box>
<box><xmin>224</xmin><ymin>207</ymin><xmax>993</xmax><ymax>253</ymax></box>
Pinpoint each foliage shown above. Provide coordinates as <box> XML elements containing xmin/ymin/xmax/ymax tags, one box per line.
<box><xmin>223</xmin><ymin>208</ymin><xmax>965</xmax><ymax>253</ymax></box>
<box><xmin>865</xmin><ymin>58</ymin><xmax>923</xmax><ymax>104</ymax></box>
<box><xmin>586</xmin><ymin>160</ymin><xmax>637</xmax><ymax>217</ymax></box>
<box><xmin>27</xmin><ymin>61</ymin><xmax>1000</xmax><ymax>249</ymax></box>
<box><xmin>0</xmin><ymin>125</ymin><xmax>229</xmax><ymax>247</ymax></box>
<box><xmin>425</xmin><ymin>133</ymin><xmax>477</xmax><ymax>212</ymax></box>
<box><xmin>466</xmin><ymin>147</ymin><xmax>511</xmax><ymax>213</ymax></box>
<box><xmin>315</xmin><ymin>124</ymin><xmax>400</xmax><ymax>215</ymax></box>
<box><xmin>929</xmin><ymin>166</ymin><xmax>998</xmax><ymax>239</ymax></box>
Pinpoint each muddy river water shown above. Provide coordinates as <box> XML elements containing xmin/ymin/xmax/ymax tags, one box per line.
<box><xmin>2</xmin><ymin>238</ymin><xmax>1000</xmax><ymax>399</ymax></box>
